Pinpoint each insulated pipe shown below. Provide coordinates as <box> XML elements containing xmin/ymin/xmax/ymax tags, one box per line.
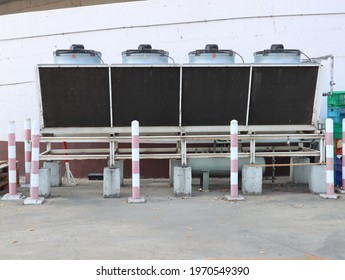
<box><xmin>7</xmin><ymin>121</ymin><xmax>17</xmax><ymax>195</ymax></box>
<box><xmin>131</xmin><ymin>120</ymin><xmax>140</xmax><ymax>199</ymax></box>
<box><xmin>230</xmin><ymin>120</ymin><xmax>239</xmax><ymax>197</ymax></box>
<box><xmin>30</xmin><ymin>120</ymin><xmax>40</xmax><ymax>199</ymax></box>
<box><xmin>24</xmin><ymin>118</ymin><xmax>31</xmax><ymax>184</ymax></box>
<box><xmin>342</xmin><ymin>119</ymin><xmax>345</xmax><ymax>191</ymax></box>
<box><xmin>325</xmin><ymin>118</ymin><xmax>334</xmax><ymax>195</ymax></box>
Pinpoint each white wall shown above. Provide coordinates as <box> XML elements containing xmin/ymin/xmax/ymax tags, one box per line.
<box><xmin>1</xmin><ymin>0</ymin><xmax>345</xmax><ymax>140</ymax></box>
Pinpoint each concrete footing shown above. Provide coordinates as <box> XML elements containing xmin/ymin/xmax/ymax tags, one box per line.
<box><xmin>242</xmin><ymin>165</ymin><xmax>262</xmax><ymax>195</ymax></box>
<box><xmin>43</xmin><ymin>161</ymin><xmax>62</xmax><ymax>187</ymax></box>
<box><xmin>290</xmin><ymin>159</ymin><xmax>332</xmax><ymax>195</ymax></box>
<box><xmin>39</xmin><ymin>168</ymin><xmax>51</xmax><ymax>198</ymax></box>
<box><xmin>200</xmin><ymin>170</ymin><xmax>210</xmax><ymax>191</ymax></box>
<box><xmin>103</xmin><ymin>167</ymin><xmax>121</xmax><ymax>198</ymax></box>
<box><xmin>24</xmin><ymin>197</ymin><xmax>45</xmax><ymax>205</ymax></box>
<box><xmin>319</xmin><ymin>193</ymin><xmax>340</xmax><ymax>199</ymax></box>
<box><xmin>128</xmin><ymin>197</ymin><xmax>146</xmax><ymax>204</ymax></box>
<box><xmin>1</xmin><ymin>193</ymin><xmax>23</xmax><ymax>200</ymax></box>
<box><xmin>225</xmin><ymin>195</ymin><xmax>245</xmax><ymax>201</ymax></box>
<box><xmin>169</xmin><ymin>159</ymin><xmax>181</xmax><ymax>186</ymax></box>
<box><xmin>115</xmin><ymin>160</ymin><xmax>124</xmax><ymax>186</ymax></box>
<box><xmin>173</xmin><ymin>166</ymin><xmax>192</xmax><ymax>197</ymax></box>
<box><xmin>309</xmin><ymin>165</ymin><xmax>326</xmax><ymax>194</ymax></box>
<box><xmin>291</xmin><ymin>157</ymin><xmax>311</xmax><ymax>184</ymax></box>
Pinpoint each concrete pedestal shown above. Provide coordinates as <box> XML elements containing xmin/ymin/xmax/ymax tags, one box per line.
<box><xmin>200</xmin><ymin>170</ymin><xmax>210</xmax><ymax>191</ymax></box>
<box><xmin>43</xmin><ymin>161</ymin><xmax>62</xmax><ymax>187</ymax></box>
<box><xmin>115</xmin><ymin>160</ymin><xmax>124</xmax><ymax>186</ymax></box>
<box><xmin>169</xmin><ymin>159</ymin><xmax>181</xmax><ymax>186</ymax></box>
<box><xmin>173</xmin><ymin>166</ymin><xmax>192</xmax><ymax>197</ymax></box>
<box><xmin>24</xmin><ymin>197</ymin><xmax>45</xmax><ymax>205</ymax></box>
<box><xmin>2</xmin><ymin>193</ymin><xmax>23</xmax><ymax>200</ymax></box>
<box><xmin>128</xmin><ymin>197</ymin><xmax>146</xmax><ymax>204</ymax></box>
<box><xmin>103</xmin><ymin>167</ymin><xmax>121</xmax><ymax>198</ymax></box>
<box><xmin>291</xmin><ymin>157</ymin><xmax>310</xmax><ymax>184</ymax></box>
<box><xmin>309</xmin><ymin>165</ymin><xmax>326</xmax><ymax>194</ymax></box>
<box><xmin>39</xmin><ymin>168</ymin><xmax>51</xmax><ymax>198</ymax></box>
<box><xmin>242</xmin><ymin>165</ymin><xmax>262</xmax><ymax>195</ymax></box>
<box><xmin>319</xmin><ymin>193</ymin><xmax>339</xmax><ymax>199</ymax></box>
<box><xmin>225</xmin><ymin>194</ymin><xmax>245</xmax><ymax>201</ymax></box>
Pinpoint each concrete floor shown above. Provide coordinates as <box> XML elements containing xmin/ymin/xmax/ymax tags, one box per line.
<box><xmin>0</xmin><ymin>178</ymin><xmax>344</xmax><ymax>260</ymax></box>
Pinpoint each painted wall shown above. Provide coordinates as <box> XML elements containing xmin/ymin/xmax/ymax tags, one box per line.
<box><xmin>0</xmin><ymin>0</ymin><xmax>344</xmax><ymax>176</ymax></box>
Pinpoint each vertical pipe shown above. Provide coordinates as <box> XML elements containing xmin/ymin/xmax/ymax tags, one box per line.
<box><xmin>8</xmin><ymin>121</ymin><xmax>16</xmax><ymax>195</ymax></box>
<box><xmin>342</xmin><ymin>118</ymin><xmax>345</xmax><ymax>190</ymax></box>
<box><xmin>325</xmin><ymin>118</ymin><xmax>334</xmax><ymax>195</ymax></box>
<box><xmin>131</xmin><ymin>120</ymin><xmax>140</xmax><ymax>199</ymax></box>
<box><xmin>181</xmin><ymin>138</ymin><xmax>187</xmax><ymax>167</ymax></box>
<box><xmin>24</xmin><ymin>118</ymin><xmax>31</xmax><ymax>184</ymax></box>
<box><xmin>230</xmin><ymin>120</ymin><xmax>238</xmax><ymax>197</ymax></box>
<box><xmin>30</xmin><ymin>120</ymin><xmax>40</xmax><ymax>200</ymax></box>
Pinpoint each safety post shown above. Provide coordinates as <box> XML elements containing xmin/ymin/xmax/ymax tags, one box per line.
<box><xmin>320</xmin><ymin>118</ymin><xmax>338</xmax><ymax>199</ymax></box>
<box><xmin>8</xmin><ymin>121</ymin><xmax>17</xmax><ymax>195</ymax></box>
<box><xmin>128</xmin><ymin>120</ymin><xmax>145</xmax><ymax>203</ymax></box>
<box><xmin>226</xmin><ymin>120</ymin><xmax>244</xmax><ymax>201</ymax></box>
<box><xmin>24</xmin><ymin>118</ymin><xmax>31</xmax><ymax>185</ymax></box>
<box><xmin>341</xmin><ymin>118</ymin><xmax>345</xmax><ymax>193</ymax></box>
<box><xmin>1</xmin><ymin>121</ymin><xmax>22</xmax><ymax>200</ymax></box>
<box><xmin>24</xmin><ymin>120</ymin><xmax>44</xmax><ymax>204</ymax></box>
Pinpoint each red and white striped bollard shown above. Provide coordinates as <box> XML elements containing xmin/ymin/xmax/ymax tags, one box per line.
<box><xmin>231</xmin><ymin>120</ymin><xmax>239</xmax><ymax>197</ymax></box>
<box><xmin>325</xmin><ymin>118</ymin><xmax>334</xmax><ymax>195</ymax></box>
<box><xmin>341</xmin><ymin>119</ymin><xmax>345</xmax><ymax>192</ymax></box>
<box><xmin>30</xmin><ymin>120</ymin><xmax>40</xmax><ymax>200</ymax></box>
<box><xmin>8</xmin><ymin>121</ymin><xmax>17</xmax><ymax>195</ymax></box>
<box><xmin>128</xmin><ymin>120</ymin><xmax>145</xmax><ymax>203</ymax></box>
<box><xmin>226</xmin><ymin>120</ymin><xmax>244</xmax><ymax>201</ymax></box>
<box><xmin>24</xmin><ymin>118</ymin><xmax>31</xmax><ymax>184</ymax></box>
<box><xmin>320</xmin><ymin>118</ymin><xmax>338</xmax><ymax>199</ymax></box>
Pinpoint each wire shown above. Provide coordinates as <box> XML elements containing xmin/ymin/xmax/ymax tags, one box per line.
<box><xmin>233</xmin><ymin>51</ymin><xmax>245</xmax><ymax>63</ymax></box>
<box><xmin>166</xmin><ymin>55</ymin><xmax>176</xmax><ymax>64</ymax></box>
<box><xmin>300</xmin><ymin>51</ymin><xmax>312</xmax><ymax>62</ymax></box>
